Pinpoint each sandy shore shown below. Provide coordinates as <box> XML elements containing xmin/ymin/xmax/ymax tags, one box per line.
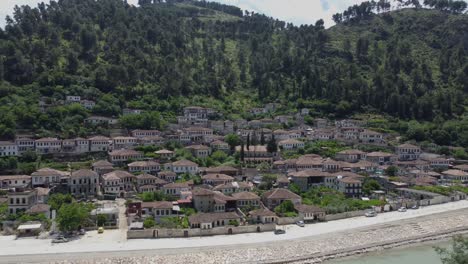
<box><xmin>2</xmin><ymin>200</ymin><xmax>468</xmax><ymax>263</ymax></box>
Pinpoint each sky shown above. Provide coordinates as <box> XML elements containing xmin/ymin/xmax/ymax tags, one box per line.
<box><xmin>0</xmin><ymin>0</ymin><xmax>368</xmax><ymax>28</ymax></box>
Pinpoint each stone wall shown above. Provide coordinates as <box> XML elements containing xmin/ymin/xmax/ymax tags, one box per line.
<box><xmin>324</xmin><ymin>210</ymin><xmax>366</xmax><ymax>221</ymax></box>
<box><xmin>127</xmin><ymin>229</ymin><xmax>154</xmax><ymax>239</ymax></box>
<box><xmin>277</xmin><ymin>217</ymin><xmax>303</xmax><ymax>225</ymax></box>
<box><xmin>127</xmin><ymin>224</ymin><xmax>276</xmax><ymax>239</ymax></box>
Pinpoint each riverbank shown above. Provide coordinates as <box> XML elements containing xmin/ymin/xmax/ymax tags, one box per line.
<box><xmin>0</xmin><ymin>201</ymin><xmax>467</xmax><ymax>263</ymax></box>
<box><xmin>289</xmin><ymin>227</ymin><xmax>468</xmax><ymax>264</ymax></box>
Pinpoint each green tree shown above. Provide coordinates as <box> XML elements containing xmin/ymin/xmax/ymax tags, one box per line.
<box><xmin>274</xmin><ymin>200</ymin><xmax>297</xmax><ymax>217</ymax></box>
<box><xmin>436</xmin><ymin>235</ymin><xmax>468</xmax><ymax>264</ymax></box>
<box><xmin>267</xmin><ymin>135</ymin><xmax>278</xmax><ymax>153</ymax></box>
<box><xmin>225</xmin><ymin>134</ymin><xmax>241</xmax><ymax>152</ymax></box>
<box><xmin>96</xmin><ymin>214</ymin><xmax>107</xmax><ymax>227</ymax></box>
<box><xmin>143</xmin><ymin>217</ymin><xmax>156</xmax><ymax>229</ymax></box>
<box><xmin>48</xmin><ymin>193</ymin><xmax>73</xmax><ymax>211</ymax></box>
<box><xmin>56</xmin><ymin>203</ymin><xmax>91</xmax><ymax>232</ymax></box>
<box><xmin>363</xmin><ymin>178</ymin><xmax>381</xmax><ymax>195</ymax></box>
<box><xmin>385</xmin><ymin>166</ymin><xmax>398</xmax><ymax>176</ymax></box>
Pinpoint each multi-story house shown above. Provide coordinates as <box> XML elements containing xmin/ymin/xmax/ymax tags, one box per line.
<box><xmin>337</xmin><ymin>176</ymin><xmax>362</xmax><ymax>198</ymax></box>
<box><xmin>15</xmin><ymin>137</ymin><xmax>35</xmax><ymax>154</ymax></box>
<box><xmin>183</xmin><ymin>106</ymin><xmax>214</xmax><ymax>121</ymax></box>
<box><xmin>65</xmin><ymin>95</ymin><xmax>81</xmax><ymax>103</ymax></box>
<box><xmin>164</xmin><ymin>159</ymin><xmax>199</xmax><ymax>175</ymax></box>
<box><xmin>92</xmin><ymin>160</ymin><xmax>114</xmax><ymax>176</ymax></box>
<box><xmin>185</xmin><ymin>145</ymin><xmax>211</xmax><ymax>158</ymax></box>
<box><xmin>31</xmin><ymin>168</ymin><xmax>68</xmax><ymax>188</ymax></box>
<box><xmin>85</xmin><ymin>116</ymin><xmax>118</xmax><ymax>126</ymax></box>
<box><xmin>62</xmin><ymin>138</ymin><xmax>89</xmax><ymax>154</ymax></box>
<box><xmin>112</xmin><ymin>136</ymin><xmax>138</xmax><ymax>149</ymax></box>
<box><xmin>108</xmin><ymin>149</ymin><xmax>144</xmax><ymax>165</ymax></box>
<box><xmin>202</xmin><ymin>174</ymin><xmax>234</xmax><ymax>186</ymax></box>
<box><xmin>80</xmin><ymin>99</ymin><xmax>96</xmax><ymax>110</ymax></box>
<box><xmin>235</xmin><ymin>145</ymin><xmax>274</xmax><ymax>164</ymax></box>
<box><xmin>0</xmin><ymin>175</ymin><xmax>31</xmax><ymax>189</ymax></box>
<box><xmin>157</xmin><ymin>171</ymin><xmax>177</xmax><ymax>182</ymax></box>
<box><xmin>122</xmin><ymin>108</ymin><xmax>143</xmax><ymax>115</ymax></box>
<box><xmin>213</xmin><ymin>181</ymin><xmax>253</xmax><ymax>194</ymax></box>
<box><xmin>162</xmin><ymin>182</ymin><xmax>191</xmax><ymax>198</ymax></box>
<box><xmin>335</xmin><ymin>149</ymin><xmax>366</xmax><ymax>163</ymax></box>
<box><xmin>102</xmin><ymin>172</ymin><xmax>124</xmax><ymax>196</ymax></box>
<box><xmin>136</xmin><ymin>173</ymin><xmax>167</xmax><ymax>192</ymax></box>
<box><xmin>289</xmin><ymin>170</ymin><xmax>335</xmax><ymax>192</ymax></box>
<box><xmin>308</xmin><ymin>128</ymin><xmax>335</xmax><ymax>141</ymax></box>
<box><xmin>366</xmin><ymin>152</ymin><xmax>397</xmax><ymax>165</ymax></box>
<box><xmin>68</xmin><ymin>169</ymin><xmax>100</xmax><ymax>197</ymax></box>
<box><xmin>262</xmin><ymin>188</ymin><xmax>302</xmax><ymax>210</ymax></box>
<box><xmin>359</xmin><ymin>130</ymin><xmax>385</xmax><ymax>144</ymax></box>
<box><xmin>7</xmin><ymin>188</ymin><xmax>38</xmax><ymax>214</ymax></box>
<box><xmin>210</xmin><ymin>140</ymin><xmax>230</xmax><ymax>153</ymax></box>
<box><xmin>154</xmin><ymin>149</ymin><xmax>174</xmax><ymax>160</ymax></box>
<box><xmin>131</xmin><ymin>130</ymin><xmax>161</xmax><ymax>138</ymax></box>
<box><xmin>182</xmin><ymin>127</ymin><xmax>214</xmax><ymax>143</ymax></box>
<box><xmin>0</xmin><ymin>141</ymin><xmax>18</xmax><ymax>157</ymax></box>
<box><xmin>396</xmin><ymin>144</ymin><xmax>421</xmax><ymax>161</ymax></box>
<box><xmin>35</xmin><ymin>138</ymin><xmax>62</xmax><ymax>154</ymax></box>
<box><xmin>278</xmin><ymin>139</ymin><xmax>305</xmax><ymax>150</ymax></box>
<box><xmin>102</xmin><ymin>170</ymin><xmax>136</xmax><ymax>195</ymax></box>
<box><xmin>441</xmin><ymin>169</ymin><xmax>468</xmax><ymax>183</ymax></box>
<box><xmin>231</xmin><ymin>192</ymin><xmax>260</xmax><ymax>208</ymax></box>
<box><xmin>137</xmin><ymin>136</ymin><xmax>165</xmax><ymax>146</ymax></box>
<box><xmin>128</xmin><ymin>161</ymin><xmax>161</xmax><ymax>174</ymax></box>
<box><xmin>88</xmin><ymin>136</ymin><xmax>112</xmax><ymax>152</ymax></box>
<box><xmin>141</xmin><ymin>201</ymin><xmax>176</xmax><ymax>223</ymax></box>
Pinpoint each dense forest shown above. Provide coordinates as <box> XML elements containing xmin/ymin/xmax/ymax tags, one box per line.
<box><xmin>0</xmin><ymin>0</ymin><xmax>467</xmax><ymax>147</ymax></box>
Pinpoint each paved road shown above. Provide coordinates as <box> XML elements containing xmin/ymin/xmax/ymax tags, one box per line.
<box><xmin>2</xmin><ymin>201</ymin><xmax>468</xmax><ymax>264</ymax></box>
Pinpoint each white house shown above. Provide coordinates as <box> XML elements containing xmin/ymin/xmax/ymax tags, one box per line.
<box><xmin>0</xmin><ymin>141</ymin><xmax>18</xmax><ymax>157</ymax></box>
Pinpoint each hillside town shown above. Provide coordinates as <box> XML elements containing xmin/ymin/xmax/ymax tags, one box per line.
<box><xmin>1</xmin><ymin>104</ymin><xmax>467</xmax><ymax>239</ymax></box>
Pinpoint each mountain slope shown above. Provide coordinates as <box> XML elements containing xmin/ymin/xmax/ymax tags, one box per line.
<box><xmin>0</xmin><ymin>0</ymin><xmax>467</xmax><ymax>146</ymax></box>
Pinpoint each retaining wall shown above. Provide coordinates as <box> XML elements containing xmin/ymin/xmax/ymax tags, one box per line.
<box><xmin>127</xmin><ymin>224</ymin><xmax>276</xmax><ymax>239</ymax></box>
<box><xmin>324</xmin><ymin>210</ymin><xmax>366</xmax><ymax>221</ymax></box>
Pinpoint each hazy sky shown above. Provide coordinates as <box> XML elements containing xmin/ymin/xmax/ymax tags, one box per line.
<box><xmin>0</xmin><ymin>0</ymin><xmax>368</xmax><ymax>28</ymax></box>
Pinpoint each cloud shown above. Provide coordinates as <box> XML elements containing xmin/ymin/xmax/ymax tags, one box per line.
<box><xmin>0</xmin><ymin>0</ymin><xmax>368</xmax><ymax>28</ymax></box>
<box><xmin>211</xmin><ymin>0</ymin><xmax>369</xmax><ymax>27</ymax></box>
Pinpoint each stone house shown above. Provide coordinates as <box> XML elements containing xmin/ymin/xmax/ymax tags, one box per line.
<box><xmin>202</xmin><ymin>174</ymin><xmax>234</xmax><ymax>186</ymax></box>
<box><xmin>128</xmin><ymin>161</ymin><xmax>161</xmax><ymax>174</ymax></box>
<box><xmin>231</xmin><ymin>192</ymin><xmax>260</xmax><ymax>208</ymax></box>
<box><xmin>396</xmin><ymin>144</ymin><xmax>421</xmax><ymax>161</ymax></box>
<box><xmin>188</xmin><ymin>212</ymin><xmax>241</xmax><ymax>229</ymax></box>
<box><xmin>88</xmin><ymin>136</ymin><xmax>112</xmax><ymax>152</ymax></box>
<box><xmin>262</xmin><ymin>188</ymin><xmax>302</xmax><ymax>210</ymax></box>
<box><xmin>335</xmin><ymin>149</ymin><xmax>366</xmax><ymax>163</ymax></box>
<box><xmin>35</xmin><ymin>138</ymin><xmax>62</xmax><ymax>154</ymax></box>
<box><xmin>0</xmin><ymin>141</ymin><xmax>18</xmax><ymax>157</ymax></box>
<box><xmin>108</xmin><ymin>149</ymin><xmax>144</xmax><ymax>165</ymax></box>
<box><xmin>164</xmin><ymin>159</ymin><xmax>199</xmax><ymax>175</ymax></box>
<box><xmin>185</xmin><ymin>145</ymin><xmax>211</xmax><ymax>158</ymax></box>
<box><xmin>68</xmin><ymin>169</ymin><xmax>99</xmax><ymax>197</ymax></box>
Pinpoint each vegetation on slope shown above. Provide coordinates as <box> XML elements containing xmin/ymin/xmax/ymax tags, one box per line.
<box><xmin>0</xmin><ymin>0</ymin><xmax>467</xmax><ymax>147</ymax></box>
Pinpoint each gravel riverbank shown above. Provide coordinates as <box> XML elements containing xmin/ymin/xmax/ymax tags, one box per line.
<box><xmin>2</xmin><ymin>203</ymin><xmax>468</xmax><ymax>264</ymax></box>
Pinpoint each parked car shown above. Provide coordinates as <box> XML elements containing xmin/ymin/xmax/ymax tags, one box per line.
<box><xmin>78</xmin><ymin>229</ymin><xmax>86</xmax><ymax>235</ymax></box>
<box><xmin>98</xmin><ymin>227</ymin><xmax>104</xmax><ymax>234</ymax></box>
<box><xmin>398</xmin><ymin>207</ymin><xmax>407</xmax><ymax>212</ymax></box>
<box><xmin>365</xmin><ymin>211</ymin><xmax>377</xmax><ymax>217</ymax></box>
<box><xmin>52</xmin><ymin>236</ymin><xmax>68</xmax><ymax>243</ymax></box>
<box><xmin>411</xmin><ymin>205</ymin><xmax>419</xmax><ymax>210</ymax></box>
<box><xmin>274</xmin><ymin>229</ymin><xmax>286</xmax><ymax>235</ymax></box>
<box><xmin>296</xmin><ymin>221</ymin><xmax>305</xmax><ymax>227</ymax></box>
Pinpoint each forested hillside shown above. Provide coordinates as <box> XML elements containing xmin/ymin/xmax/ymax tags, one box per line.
<box><xmin>0</xmin><ymin>0</ymin><xmax>467</xmax><ymax>146</ymax></box>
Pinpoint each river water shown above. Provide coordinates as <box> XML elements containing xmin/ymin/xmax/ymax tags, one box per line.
<box><xmin>326</xmin><ymin>241</ymin><xmax>450</xmax><ymax>264</ymax></box>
